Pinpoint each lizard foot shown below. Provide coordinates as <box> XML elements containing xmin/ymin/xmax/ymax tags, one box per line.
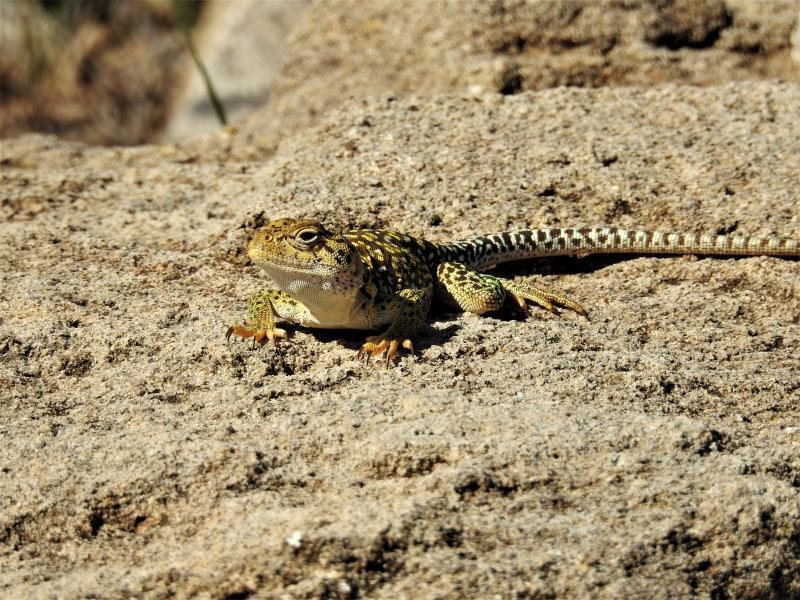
<box><xmin>503</xmin><ymin>280</ymin><xmax>588</xmax><ymax>318</ymax></box>
<box><xmin>226</xmin><ymin>324</ymin><xmax>288</xmax><ymax>349</ymax></box>
<box><xmin>357</xmin><ymin>335</ymin><xmax>414</xmax><ymax>367</ymax></box>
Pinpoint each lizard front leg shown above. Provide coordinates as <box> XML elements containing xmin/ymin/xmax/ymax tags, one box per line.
<box><xmin>227</xmin><ymin>289</ymin><xmax>309</xmax><ymax>348</ymax></box>
<box><xmin>358</xmin><ymin>287</ymin><xmax>432</xmax><ymax>365</ymax></box>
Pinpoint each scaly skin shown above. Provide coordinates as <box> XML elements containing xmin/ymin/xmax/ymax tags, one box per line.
<box><xmin>227</xmin><ymin>218</ymin><xmax>800</xmax><ymax>364</ymax></box>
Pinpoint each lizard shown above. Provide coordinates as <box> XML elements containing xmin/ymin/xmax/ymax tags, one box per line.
<box><xmin>226</xmin><ymin>217</ymin><xmax>800</xmax><ymax>364</ymax></box>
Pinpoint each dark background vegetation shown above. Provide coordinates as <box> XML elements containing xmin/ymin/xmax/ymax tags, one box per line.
<box><xmin>0</xmin><ymin>0</ymin><xmax>202</xmax><ymax>145</ymax></box>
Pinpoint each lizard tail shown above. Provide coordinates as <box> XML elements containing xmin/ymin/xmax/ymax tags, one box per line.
<box><xmin>436</xmin><ymin>227</ymin><xmax>800</xmax><ymax>270</ymax></box>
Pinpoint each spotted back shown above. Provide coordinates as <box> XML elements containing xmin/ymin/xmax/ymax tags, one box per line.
<box><xmin>343</xmin><ymin>229</ymin><xmax>439</xmax><ymax>296</ymax></box>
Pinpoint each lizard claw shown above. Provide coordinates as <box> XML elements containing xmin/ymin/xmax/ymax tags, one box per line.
<box><xmin>226</xmin><ymin>324</ymin><xmax>288</xmax><ymax>348</ymax></box>
<box><xmin>357</xmin><ymin>335</ymin><xmax>414</xmax><ymax>366</ymax></box>
<box><xmin>504</xmin><ymin>281</ymin><xmax>586</xmax><ymax>318</ymax></box>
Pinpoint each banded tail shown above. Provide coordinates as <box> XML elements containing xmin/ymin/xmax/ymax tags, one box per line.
<box><xmin>437</xmin><ymin>227</ymin><xmax>800</xmax><ymax>270</ymax></box>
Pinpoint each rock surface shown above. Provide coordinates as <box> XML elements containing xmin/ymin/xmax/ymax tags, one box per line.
<box><xmin>233</xmin><ymin>0</ymin><xmax>800</xmax><ymax>157</ymax></box>
<box><xmin>2</xmin><ymin>82</ymin><xmax>799</xmax><ymax>597</ymax></box>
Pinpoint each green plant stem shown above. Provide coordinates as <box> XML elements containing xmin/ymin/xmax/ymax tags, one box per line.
<box><xmin>182</xmin><ymin>27</ymin><xmax>227</xmax><ymax>126</ymax></box>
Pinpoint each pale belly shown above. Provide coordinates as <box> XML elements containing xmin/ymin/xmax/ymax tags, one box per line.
<box><xmin>297</xmin><ymin>309</ymin><xmax>389</xmax><ymax>331</ymax></box>
<box><xmin>287</xmin><ymin>297</ymin><xmax>390</xmax><ymax>331</ymax></box>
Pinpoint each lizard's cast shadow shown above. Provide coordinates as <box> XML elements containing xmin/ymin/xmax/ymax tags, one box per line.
<box><xmin>306</xmin><ymin>322</ymin><xmax>461</xmax><ymax>355</ymax></box>
<box><xmin>495</xmin><ymin>253</ymin><xmax>798</xmax><ymax>279</ymax></box>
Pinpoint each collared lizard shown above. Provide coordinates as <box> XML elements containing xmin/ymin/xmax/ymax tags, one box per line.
<box><xmin>227</xmin><ymin>218</ymin><xmax>799</xmax><ymax>364</ymax></box>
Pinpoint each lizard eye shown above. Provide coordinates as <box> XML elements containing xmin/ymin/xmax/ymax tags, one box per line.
<box><xmin>295</xmin><ymin>229</ymin><xmax>320</xmax><ymax>245</ymax></box>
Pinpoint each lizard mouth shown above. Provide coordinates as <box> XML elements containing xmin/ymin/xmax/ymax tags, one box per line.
<box><xmin>250</xmin><ymin>254</ymin><xmax>350</xmax><ymax>275</ymax></box>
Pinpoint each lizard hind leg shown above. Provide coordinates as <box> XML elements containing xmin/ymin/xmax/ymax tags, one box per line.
<box><xmin>435</xmin><ymin>261</ymin><xmax>587</xmax><ymax>318</ymax></box>
<box><xmin>434</xmin><ymin>261</ymin><xmax>507</xmax><ymax>314</ymax></box>
<box><xmin>502</xmin><ymin>279</ymin><xmax>588</xmax><ymax>318</ymax></box>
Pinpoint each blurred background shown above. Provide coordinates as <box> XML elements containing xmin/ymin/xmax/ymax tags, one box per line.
<box><xmin>0</xmin><ymin>0</ymin><xmax>308</xmax><ymax>144</ymax></box>
<box><xmin>1</xmin><ymin>0</ymin><xmax>798</xmax><ymax>147</ymax></box>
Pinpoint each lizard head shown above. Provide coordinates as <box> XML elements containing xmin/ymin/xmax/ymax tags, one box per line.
<box><xmin>247</xmin><ymin>218</ymin><xmax>364</xmax><ymax>301</ymax></box>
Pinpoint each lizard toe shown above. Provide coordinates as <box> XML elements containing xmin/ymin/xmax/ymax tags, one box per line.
<box><xmin>226</xmin><ymin>324</ymin><xmax>254</xmax><ymax>342</ymax></box>
<box><xmin>504</xmin><ymin>281</ymin><xmax>586</xmax><ymax>318</ymax></box>
<box><xmin>226</xmin><ymin>324</ymin><xmax>288</xmax><ymax>348</ymax></box>
<box><xmin>358</xmin><ymin>335</ymin><xmax>414</xmax><ymax>366</ymax></box>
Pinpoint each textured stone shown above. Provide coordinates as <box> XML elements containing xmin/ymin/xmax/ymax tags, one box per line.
<box><xmin>1</xmin><ymin>82</ymin><xmax>799</xmax><ymax>597</ymax></box>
